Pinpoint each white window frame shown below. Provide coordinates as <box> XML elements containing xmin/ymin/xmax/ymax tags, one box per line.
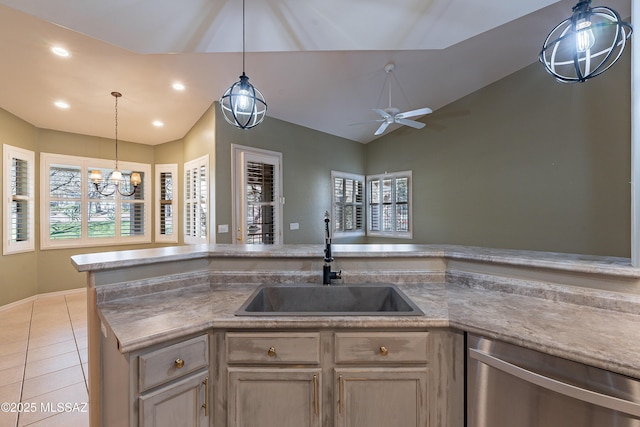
<box><xmin>40</xmin><ymin>152</ymin><xmax>151</xmax><ymax>249</ymax></box>
<box><xmin>367</xmin><ymin>170</ymin><xmax>413</xmax><ymax>239</ymax></box>
<box><xmin>184</xmin><ymin>155</ymin><xmax>209</xmax><ymax>244</ymax></box>
<box><xmin>331</xmin><ymin>170</ymin><xmax>365</xmax><ymax>238</ymax></box>
<box><xmin>155</xmin><ymin>164</ymin><xmax>179</xmax><ymax>243</ymax></box>
<box><xmin>3</xmin><ymin>144</ymin><xmax>35</xmax><ymax>255</ymax></box>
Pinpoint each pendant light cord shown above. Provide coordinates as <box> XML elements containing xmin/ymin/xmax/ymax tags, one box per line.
<box><xmin>242</xmin><ymin>0</ymin><xmax>246</xmax><ymax>74</ymax></box>
<box><xmin>114</xmin><ymin>93</ymin><xmax>119</xmax><ymax>167</ymax></box>
<box><xmin>111</xmin><ymin>91</ymin><xmax>121</xmax><ymax>168</ymax></box>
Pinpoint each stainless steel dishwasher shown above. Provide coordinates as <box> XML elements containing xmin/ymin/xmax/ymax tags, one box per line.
<box><xmin>467</xmin><ymin>333</ymin><xmax>640</xmax><ymax>427</ymax></box>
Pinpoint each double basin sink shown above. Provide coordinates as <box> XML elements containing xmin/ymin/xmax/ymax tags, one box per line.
<box><xmin>236</xmin><ymin>283</ymin><xmax>423</xmax><ymax>316</ymax></box>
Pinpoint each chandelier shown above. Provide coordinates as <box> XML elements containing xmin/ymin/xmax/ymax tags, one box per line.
<box><xmin>90</xmin><ymin>92</ymin><xmax>141</xmax><ymax>196</ymax></box>
<box><xmin>219</xmin><ymin>0</ymin><xmax>267</xmax><ymax>129</ymax></box>
<box><xmin>539</xmin><ymin>0</ymin><xmax>632</xmax><ymax>83</ymax></box>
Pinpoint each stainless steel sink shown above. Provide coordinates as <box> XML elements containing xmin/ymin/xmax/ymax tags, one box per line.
<box><xmin>235</xmin><ymin>283</ymin><xmax>424</xmax><ymax>316</ymax></box>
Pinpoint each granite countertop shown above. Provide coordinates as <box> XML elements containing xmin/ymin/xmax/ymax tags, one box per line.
<box><xmin>72</xmin><ymin>243</ymin><xmax>640</xmax><ymax>277</ymax></box>
<box><xmin>97</xmin><ymin>281</ymin><xmax>640</xmax><ymax>379</ymax></box>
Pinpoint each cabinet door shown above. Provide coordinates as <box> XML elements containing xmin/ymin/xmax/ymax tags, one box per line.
<box><xmin>139</xmin><ymin>371</ymin><xmax>209</xmax><ymax>427</ymax></box>
<box><xmin>335</xmin><ymin>367</ymin><xmax>429</xmax><ymax>427</ymax></box>
<box><xmin>228</xmin><ymin>367</ymin><xmax>322</xmax><ymax>427</ymax></box>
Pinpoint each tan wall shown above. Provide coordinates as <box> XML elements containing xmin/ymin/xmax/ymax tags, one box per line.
<box><xmin>0</xmin><ymin>110</ymin><xmax>39</xmax><ymax>304</ymax></box>
<box><xmin>35</xmin><ymin>129</ymin><xmax>157</xmax><ymax>297</ymax></box>
<box><xmin>365</xmin><ymin>53</ymin><xmax>631</xmax><ymax>257</ymax></box>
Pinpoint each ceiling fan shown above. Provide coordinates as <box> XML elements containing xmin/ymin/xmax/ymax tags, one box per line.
<box><xmin>368</xmin><ymin>63</ymin><xmax>433</xmax><ymax>136</ymax></box>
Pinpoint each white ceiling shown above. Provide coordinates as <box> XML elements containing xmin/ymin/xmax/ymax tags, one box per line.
<box><xmin>0</xmin><ymin>0</ymin><xmax>631</xmax><ymax>145</ymax></box>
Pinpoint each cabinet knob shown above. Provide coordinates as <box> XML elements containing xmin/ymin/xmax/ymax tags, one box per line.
<box><xmin>267</xmin><ymin>346</ymin><xmax>277</xmax><ymax>357</ymax></box>
<box><xmin>379</xmin><ymin>346</ymin><xmax>389</xmax><ymax>356</ymax></box>
<box><xmin>175</xmin><ymin>358</ymin><xmax>185</xmax><ymax>369</ymax></box>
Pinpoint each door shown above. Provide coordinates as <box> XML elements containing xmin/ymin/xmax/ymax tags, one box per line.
<box><xmin>139</xmin><ymin>371</ymin><xmax>209</xmax><ymax>427</ymax></box>
<box><xmin>335</xmin><ymin>367</ymin><xmax>428</xmax><ymax>427</ymax></box>
<box><xmin>232</xmin><ymin>145</ymin><xmax>282</xmax><ymax>245</ymax></box>
<box><xmin>227</xmin><ymin>368</ymin><xmax>322</xmax><ymax>427</ymax></box>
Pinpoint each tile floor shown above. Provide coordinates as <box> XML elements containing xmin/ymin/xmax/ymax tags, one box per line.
<box><xmin>0</xmin><ymin>290</ymin><xmax>89</xmax><ymax>427</ymax></box>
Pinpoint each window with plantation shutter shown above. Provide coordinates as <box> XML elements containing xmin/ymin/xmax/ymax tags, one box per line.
<box><xmin>155</xmin><ymin>164</ymin><xmax>178</xmax><ymax>243</ymax></box>
<box><xmin>367</xmin><ymin>170</ymin><xmax>412</xmax><ymax>239</ymax></box>
<box><xmin>3</xmin><ymin>144</ymin><xmax>35</xmax><ymax>255</ymax></box>
<box><xmin>184</xmin><ymin>155</ymin><xmax>208</xmax><ymax>244</ymax></box>
<box><xmin>331</xmin><ymin>171</ymin><xmax>365</xmax><ymax>238</ymax></box>
<box><xmin>40</xmin><ymin>152</ymin><xmax>151</xmax><ymax>249</ymax></box>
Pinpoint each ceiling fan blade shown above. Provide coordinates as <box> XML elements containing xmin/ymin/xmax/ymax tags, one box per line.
<box><xmin>396</xmin><ymin>107</ymin><xmax>433</xmax><ymax>119</ymax></box>
<box><xmin>348</xmin><ymin>119</ymin><xmax>384</xmax><ymax>126</ymax></box>
<box><xmin>395</xmin><ymin>118</ymin><xmax>426</xmax><ymax>129</ymax></box>
<box><xmin>373</xmin><ymin>109</ymin><xmax>392</xmax><ymax>119</ymax></box>
<box><xmin>374</xmin><ymin>121</ymin><xmax>390</xmax><ymax>135</ymax></box>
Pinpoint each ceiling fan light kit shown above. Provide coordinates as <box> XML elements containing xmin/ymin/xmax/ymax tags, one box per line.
<box><xmin>539</xmin><ymin>0</ymin><xmax>632</xmax><ymax>83</ymax></box>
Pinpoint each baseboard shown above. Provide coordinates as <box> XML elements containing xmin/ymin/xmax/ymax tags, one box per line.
<box><xmin>0</xmin><ymin>287</ymin><xmax>86</xmax><ymax>312</ymax></box>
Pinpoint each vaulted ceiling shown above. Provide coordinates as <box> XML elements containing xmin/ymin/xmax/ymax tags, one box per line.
<box><xmin>0</xmin><ymin>0</ymin><xmax>631</xmax><ymax>145</ymax></box>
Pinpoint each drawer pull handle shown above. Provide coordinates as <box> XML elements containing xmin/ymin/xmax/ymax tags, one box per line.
<box><xmin>267</xmin><ymin>347</ymin><xmax>276</xmax><ymax>357</ymax></box>
<box><xmin>174</xmin><ymin>358</ymin><xmax>185</xmax><ymax>369</ymax></box>
<box><xmin>313</xmin><ymin>374</ymin><xmax>319</xmax><ymax>415</ymax></box>
<box><xmin>379</xmin><ymin>346</ymin><xmax>389</xmax><ymax>356</ymax></box>
<box><xmin>338</xmin><ymin>375</ymin><xmax>344</xmax><ymax>414</ymax></box>
<box><xmin>202</xmin><ymin>377</ymin><xmax>209</xmax><ymax>417</ymax></box>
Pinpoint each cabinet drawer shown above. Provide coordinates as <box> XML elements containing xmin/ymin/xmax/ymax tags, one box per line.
<box><xmin>139</xmin><ymin>334</ymin><xmax>209</xmax><ymax>392</ymax></box>
<box><xmin>335</xmin><ymin>332</ymin><xmax>429</xmax><ymax>364</ymax></box>
<box><xmin>226</xmin><ymin>332</ymin><xmax>320</xmax><ymax>364</ymax></box>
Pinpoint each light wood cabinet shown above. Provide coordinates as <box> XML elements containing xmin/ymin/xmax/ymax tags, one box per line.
<box><xmin>224</xmin><ymin>332</ymin><xmax>323</xmax><ymax>427</ymax></box>
<box><xmin>218</xmin><ymin>330</ymin><xmax>444</xmax><ymax>427</ymax></box>
<box><xmin>139</xmin><ymin>371</ymin><xmax>209</xmax><ymax>427</ymax></box>
<box><xmin>335</xmin><ymin>367</ymin><xmax>428</xmax><ymax>427</ymax></box>
<box><xmin>334</xmin><ymin>332</ymin><xmax>429</xmax><ymax>427</ymax></box>
<box><xmin>101</xmin><ymin>332</ymin><xmax>211</xmax><ymax>427</ymax></box>
<box><xmin>227</xmin><ymin>368</ymin><xmax>322</xmax><ymax>427</ymax></box>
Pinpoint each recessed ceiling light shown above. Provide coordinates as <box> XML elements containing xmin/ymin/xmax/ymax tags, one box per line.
<box><xmin>51</xmin><ymin>46</ymin><xmax>70</xmax><ymax>57</ymax></box>
<box><xmin>152</xmin><ymin>120</ymin><xmax>164</xmax><ymax>127</ymax></box>
<box><xmin>172</xmin><ymin>82</ymin><xmax>185</xmax><ymax>91</ymax></box>
<box><xmin>54</xmin><ymin>100</ymin><xmax>70</xmax><ymax>109</ymax></box>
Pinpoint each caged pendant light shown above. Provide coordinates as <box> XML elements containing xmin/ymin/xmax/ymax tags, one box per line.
<box><xmin>90</xmin><ymin>92</ymin><xmax>141</xmax><ymax>197</ymax></box>
<box><xmin>219</xmin><ymin>0</ymin><xmax>267</xmax><ymax>129</ymax></box>
<box><xmin>539</xmin><ymin>0</ymin><xmax>632</xmax><ymax>83</ymax></box>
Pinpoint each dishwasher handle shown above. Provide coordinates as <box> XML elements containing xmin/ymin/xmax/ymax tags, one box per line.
<box><xmin>469</xmin><ymin>348</ymin><xmax>640</xmax><ymax>418</ymax></box>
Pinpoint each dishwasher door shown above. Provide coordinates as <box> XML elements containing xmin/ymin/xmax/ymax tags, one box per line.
<box><xmin>467</xmin><ymin>334</ymin><xmax>640</xmax><ymax>427</ymax></box>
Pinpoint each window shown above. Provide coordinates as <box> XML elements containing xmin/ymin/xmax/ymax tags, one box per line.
<box><xmin>331</xmin><ymin>171</ymin><xmax>364</xmax><ymax>237</ymax></box>
<box><xmin>155</xmin><ymin>164</ymin><xmax>178</xmax><ymax>243</ymax></box>
<box><xmin>367</xmin><ymin>170</ymin><xmax>412</xmax><ymax>239</ymax></box>
<box><xmin>184</xmin><ymin>155</ymin><xmax>209</xmax><ymax>244</ymax></box>
<box><xmin>3</xmin><ymin>144</ymin><xmax>35</xmax><ymax>254</ymax></box>
<box><xmin>40</xmin><ymin>153</ymin><xmax>151</xmax><ymax>249</ymax></box>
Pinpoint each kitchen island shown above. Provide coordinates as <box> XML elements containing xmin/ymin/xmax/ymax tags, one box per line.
<box><xmin>72</xmin><ymin>244</ymin><xmax>640</xmax><ymax>427</ymax></box>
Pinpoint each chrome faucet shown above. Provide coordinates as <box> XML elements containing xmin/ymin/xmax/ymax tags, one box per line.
<box><xmin>323</xmin><ymin>211</ymin><xmax>342</xmax><ymax>285</ymax></box>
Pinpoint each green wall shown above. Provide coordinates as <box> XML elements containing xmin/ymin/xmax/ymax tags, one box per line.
<box><xmin>366</xmin><ymin>53</ymin><xmax>631</xmax><ymax>257</ymax></box>
<box><xmin>214</xmin><ymin>103</ymin><xmax>366</xmax><ymax>244</ymax></box>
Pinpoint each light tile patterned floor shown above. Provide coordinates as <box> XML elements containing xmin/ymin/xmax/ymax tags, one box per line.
<box><xmin>0</xmin><ymin>291</ymin><xmax>89</xmax><ymax>427</ymax></box>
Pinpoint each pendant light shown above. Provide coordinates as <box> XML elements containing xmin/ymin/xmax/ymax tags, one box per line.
<box><xmin>90</xmin><ymin>92</ymin><xmax>141</xmax><ymax>196</ymax></box>
<box><xmin>539</xmin><ymin>0</ymin><xmax>632</xmax><ymax>83</ymax></box>
<box><xmin>219</xmin><ymin>0</ymin><xmax>267</xmax><ymax>129</ymax></box>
